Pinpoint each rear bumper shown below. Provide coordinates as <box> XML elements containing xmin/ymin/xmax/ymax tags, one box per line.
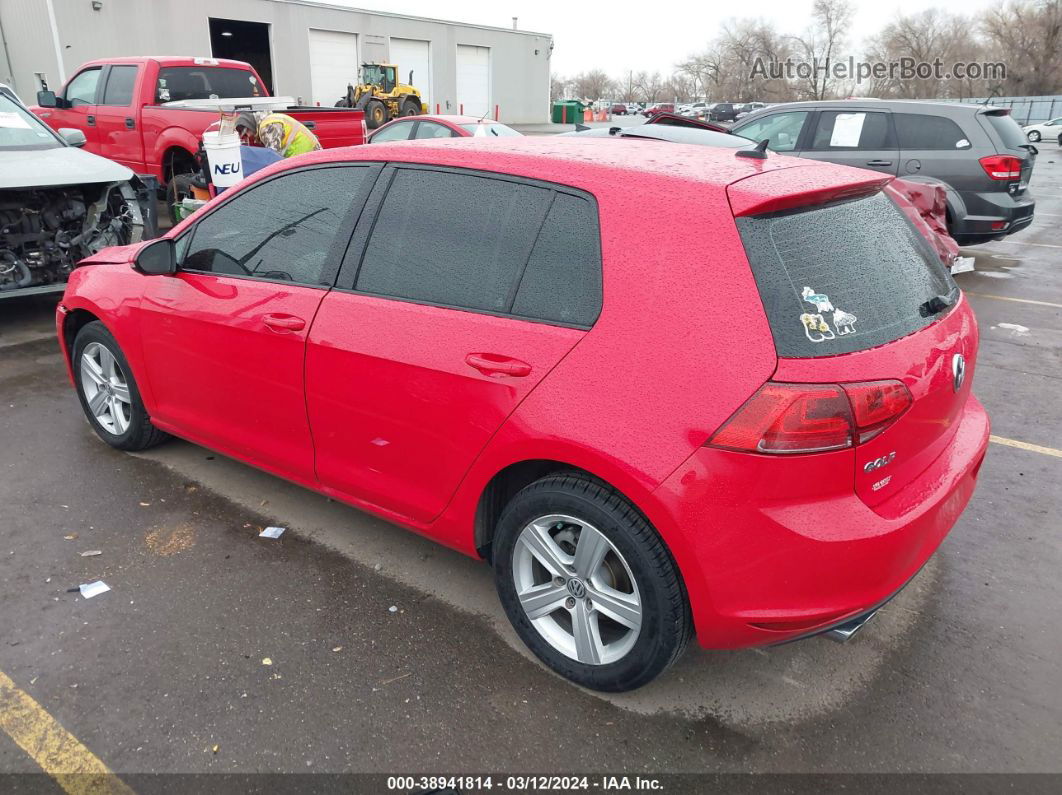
<box><xmin>654</xmin><ymin>394</ymin><xmax>990</xmax><ymax>649</ymax></box>
<box><xmin>952</xmin><ymin>189</ymin><xmax>1035</xmax><ymax>241</ymax></box>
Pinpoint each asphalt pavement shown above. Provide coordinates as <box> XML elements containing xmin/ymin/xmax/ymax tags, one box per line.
<box><xmin>1</xmin><ymin>147</ymin><xmax>1060</xmax><ymax>787</ymax></box>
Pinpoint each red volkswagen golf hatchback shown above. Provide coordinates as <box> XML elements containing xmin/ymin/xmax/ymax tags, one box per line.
<box><xmin>56</xmin><ymin>138</ymin><xmax>989</xmax><ymax>691</ymax></box>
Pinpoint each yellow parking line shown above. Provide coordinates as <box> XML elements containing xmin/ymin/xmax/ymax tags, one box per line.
<box><xmin>990</xmin><ymin>435</ymin><xmax>1062</xmax><ymax>459</ymax></box>
<box><xmin>965</xmin><ymin>292</ymin><xmax>1062</xmax><ymax>310</ymax></box>
<box><xmin>0</xmin><ymin>669</ymin><xmax>133</xmax><ymax>795</ymax></box>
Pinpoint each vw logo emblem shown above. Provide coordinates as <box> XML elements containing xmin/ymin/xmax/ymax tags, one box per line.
<box><xmin>566</xmin><ymin>578</ymin><xmax>587</xmax><ymax>599</ymax></box>
<box><xmin>952</xmin><ymin>353</ymin><xmax>966</xmax><ymax>393</ymax></box>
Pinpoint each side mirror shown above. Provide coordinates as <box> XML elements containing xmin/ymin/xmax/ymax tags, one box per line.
<box><xmin>36</xmin><ymin>89</ymin><xmax>58</xmax><ymax>108</ymax></box>
<box><xmin>58</xmin><ymin>128</ymin><xmax>87</xmax><ymax>147</ymax></box>
<box><xmin>134</xmin><ymin>238</ymin><xmax>177</xmax><ymax>275</ymax></box>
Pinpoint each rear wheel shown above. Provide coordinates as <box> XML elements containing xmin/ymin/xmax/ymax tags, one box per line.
<box><xmin>400</xmin><ymin>98</ymin><xmax>421</xmax><ymax>117</ymax></box>
<box><xmin>365</xmin><ymin>99</ymin><xmax>388</xmax><ymax>129</ymax></box>
<box><xmin>73</xmin><ymin>322</ymin><xmax>169</xmax><ymax>451</ymax></box>
<box><xmin>493</xmin><ymin>473</ymin><xmax>691</xmax><ymax>692</ymax></box>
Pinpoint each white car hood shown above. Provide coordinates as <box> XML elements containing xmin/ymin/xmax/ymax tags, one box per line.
<box><xmin>0</xmin><ymin>146</ymin><xmax>134</xmax><ymax>189</ymax></box>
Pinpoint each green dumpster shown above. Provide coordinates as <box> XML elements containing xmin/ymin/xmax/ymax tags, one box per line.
<box><xmin>551</xmin><ymin>101</ymin><xmax>583</xmax><ymax>124</ymax></box>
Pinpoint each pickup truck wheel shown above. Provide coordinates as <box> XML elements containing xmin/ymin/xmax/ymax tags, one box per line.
<box><xmin>73</xmin><ymin>322</ymin><xmax>170</xmax><ymax>451</ymax></box>
<box><xmin>400</xmin><ymin>99</ymin><xmax>420</xmax><ymax>117</ymax></box>
<box><xmin>365</xmin><ymin>99</ymin><xmax>388</xmax><ymax>129</ymax></box>
<box><xmin>165</xmin><ymin>173</ymin><xmax>196</xmax><ymax>226</ymax></box>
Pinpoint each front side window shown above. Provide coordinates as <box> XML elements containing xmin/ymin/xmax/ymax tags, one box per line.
<box><xmin>809</xmin><ymin>111</ymin><xmax>893</xmax><ymax>150</ymax></box>
<box><xmin>65</xmin><ymin>69</ymin><xmax>102</xmax><ymax>106</ymax></box>
<box><xmin>735</xmin><ymin>111</ymin><xmax>808</xmax><ymax>151</ymax></box>
<box><xmin>183</xmin><ymin>166</ymin><xmax>368</xmax><ymax>285</ymax></box>
<box><xmin>101</xmin><ymin>65</ymin><xmax>138</xmax><ymax>106</ymax></box>
<box><xmin>736</xmin><ymin>191</ymin><xmax>955</xmax><ymax>358</ymax></box>
<box><xmin>371</xmin><ymin>121</ymin><xmax>414</xmax><ymax>142</ymax></box>
<box><xmin>354</xmin><ymin>168</ymin><xmax>603</xmax><ymax>326</ymax></box>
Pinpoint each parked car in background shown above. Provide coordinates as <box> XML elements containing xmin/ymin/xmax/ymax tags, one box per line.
<box><xmin>1022</xmin><ymin>117</ymin><xmax>1062</xmax><ymax>144</ymax></box>
<box><xmin>58</xmin><ymin>137</ymin><xmax>988</xmax><ymax>692</ymax></box>
<box><xmin>32</xmin><ymin>56</ymin><xmax>367</xmax><ymax>221</ymax></box>
<box><xmin>735</xmin><ymin>102</ymin><xmax>767</xmax><ymax>120</ymax></box>
<box><xmin>733</xmin><ymin>99</ymin><xmax>1036</xmax><ymax>245</ymax></box>
<box><xmin>610</xmin><ymin>103</ymin><xmax>628</xmax><ymax>115</ymax></box>
<box><xmin>368</xmin><ymin>114</ymin><xmax>521</xmax><ymax>142</ymax></box>
<box><xmin>643</xmin><ymin>102</ymin><xmax>675</xmax><ymax>117</ymax></box>
<box><xmin>709</xmin><ymin>102</ymin><xmax>740</xmax><ymax>122</ymax></box>
<box><xmin>1</xmin><ymin>83</ymin><xmax>155</xmax><ymax>298</ymax></box>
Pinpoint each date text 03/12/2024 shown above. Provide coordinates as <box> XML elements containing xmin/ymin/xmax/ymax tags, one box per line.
<box><xmin>385</xmin><ymin>775</ymin><xmax>664</xmax><ymax>790</ymax></box>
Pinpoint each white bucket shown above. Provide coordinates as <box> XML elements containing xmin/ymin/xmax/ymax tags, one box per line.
<box><xmin>202</xmin><ymin>130</ymin><xmax>243</xmax><ymax>188</ymax></box>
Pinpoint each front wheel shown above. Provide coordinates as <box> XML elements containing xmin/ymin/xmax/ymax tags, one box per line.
<box><xmin>493</xmin><ymin>473</ymin><xmax>692</xmax><ymax>692</ymax></box>
<box><xmin>1027</xmin><ymin>130</ymin><xmax>1041</xmax><ymax>142</ymax></box>
<box><xmin>73</xmin><ymin>321</ymin><xmax>170</xmax><ymax>451</ymax></box>
<box><xmin>365</xmin><ymin>99</ymin><xmax>388</xmax><ymax>129</ymax></box>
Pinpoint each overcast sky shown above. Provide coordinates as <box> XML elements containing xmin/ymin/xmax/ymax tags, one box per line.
<box><xmin>329</xmin><ymin>0</ymin><xmax>1001</xmax><ymax>76</ymax></box>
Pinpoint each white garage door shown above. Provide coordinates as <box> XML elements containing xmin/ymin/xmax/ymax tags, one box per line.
<box><xmin>308</xmin><ymin>29</ymin><xmax>358</xmax><ymax>107</ymax></box>
<box><xmin>456</xmin><ymin>45</ymin><xmax>489</xmax><ymax>118</ymax></box>
<box><xmin>390</xmin><ymin>38</ymin><xmax>431</xmax><ymax>108</ymax></box>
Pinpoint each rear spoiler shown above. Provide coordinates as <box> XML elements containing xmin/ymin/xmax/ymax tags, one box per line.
<box><xmin>728</xmin><ymin>167</ymin><xmax>892</xmax><ymax>217</ymax></box>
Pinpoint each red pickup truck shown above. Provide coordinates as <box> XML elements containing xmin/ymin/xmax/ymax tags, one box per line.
<box><xmin>33</xmin><ymin>56</ymin><xmax>366</xmax><ymax>208</ymax></box>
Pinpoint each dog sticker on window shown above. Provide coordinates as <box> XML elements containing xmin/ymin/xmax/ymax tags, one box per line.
<box><xmin>801</xmin><ymin>286</ymin><xmax>834</xmax><ymax>313</ymax></box>
<box><xmin>832</xmin><ymin>308</ymin><xmax>858</xmax><ymax>335</ymax></box>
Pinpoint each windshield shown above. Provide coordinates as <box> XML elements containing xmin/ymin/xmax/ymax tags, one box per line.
<box><xmin>459</xmin><ymin>123</ymin><xmax>521</xmax><ymax>137</ymax></box>
<box><xmin>0</xmin><ymin>94</ymin><xmax>62</xmax><ymax>150</ymax></box>
<box><xmin>155</xmin><ymin>67</ymin><xmax>264</xmax><ymax>103</ymax></box>
<box><xmin>736</xmin><ymin>192</ymin><xmax>955</xmax><ymax>358</ymax></box>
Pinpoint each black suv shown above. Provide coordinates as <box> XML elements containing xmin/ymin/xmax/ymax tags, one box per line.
<box><xmin>709</xmin><ymin>102</ymin><xmax>739</xmax><ymax>122</ymax></box>
<box><xmin>732</xmin><ymin>100</ymin><xmax>1035</xmax><ymax>245</ymax></box>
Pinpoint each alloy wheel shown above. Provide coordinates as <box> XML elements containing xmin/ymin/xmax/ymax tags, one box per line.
<box><xmin>512</xmin><ymin>514</ymin><xmax>642</xmax><ymax>665</ymax></box>
<box><xmin>80</xmin><ymin>342</ymin><xmax>132</xmax><ymax>435</ymax></box>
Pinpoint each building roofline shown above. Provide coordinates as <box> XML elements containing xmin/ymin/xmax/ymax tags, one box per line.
<box><xmin>269</xmin><ymin>0</ymin><xmax>552</xmax><ymax>38</ymax></box>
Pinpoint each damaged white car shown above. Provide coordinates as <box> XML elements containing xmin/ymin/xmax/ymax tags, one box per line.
<box><xmin>1</xmin><ymin>84</ymin><xmax>156</xmax><ymax>297</ymax></box>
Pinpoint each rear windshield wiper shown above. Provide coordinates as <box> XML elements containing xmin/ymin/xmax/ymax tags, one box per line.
<box><xmin>919</xmin><ymin>286</ymin><xmax>961</xmax><ymax>317</ymax></box>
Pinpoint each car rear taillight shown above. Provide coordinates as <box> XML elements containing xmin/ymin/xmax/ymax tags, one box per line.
<box><xmin>979</xmin><ymin>155</ymin><xmax>1023</xmax><ymax>181</ymax></box>
<box><xmin>708</xmin><ymin>380</ymin><xmax>912</xmax><ymax>455</ymax></box>
<box><xmin>843</xmin><ymin>380</ymin><xmax>913</xmax><ymax>444</ymax></box>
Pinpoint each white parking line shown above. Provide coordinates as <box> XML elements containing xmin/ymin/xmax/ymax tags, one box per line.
<box><xmin>965</xmin><ymin>292</ymin><xmax>1062</xmax><ymax>310</ymax></box>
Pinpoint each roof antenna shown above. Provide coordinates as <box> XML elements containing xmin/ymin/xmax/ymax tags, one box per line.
<box><xmin>736</xmin><ymin>139</ymin><xmax>770</xmax><ymax>160</ymax></box>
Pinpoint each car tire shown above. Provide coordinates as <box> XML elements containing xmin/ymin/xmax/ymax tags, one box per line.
<box><xmin>400</xmin><ymin>99</ymin><xmax>420</xmax><ymax>117</ymax></box>
<box><xmin>165</xmin><ymin>172</ymin><xmax>196</xmax><ymax>226</ymax></box>
<box><xmin>73</xmin><ymin>321</ymin><xmax>170</xmax><ymax>452</ymax></box>
<box><xmin>1027</xmin><ymin>130</ymin><xmax>1041</xmax><ymax>142</ymax></box>
<box><xmin>365</xmin><ymin>99</ymin><xmax>389</xmax><ymax>129</ymax></box>
<box><xmin>493</xmin><ymin>473</ymin><xmax>692</xmax><ymax>692</ymax></box>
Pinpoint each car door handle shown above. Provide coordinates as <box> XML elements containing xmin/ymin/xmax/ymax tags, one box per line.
<box><xmin>865</xmin><ymin>159</ymin><xmax>892</xmax><ymax>166</ymax></box>
<box><xmin>465</xmin><ymin>353</ymin><xmax>532</xmax><ymax>378</ymax></box>
<box><xmin>124</xmin><ymin>117</ymin><xmax>135</xmax><ymax>129</ymax></box>
<box><xmin>262</xmin><ymin>313</ymin><xmax>306</xmax><ymax>332</ymax></box>
<box><xmin>86</xmin><ymin>115</ymin><xmax>95</xmax><ymax>126</ymax></box>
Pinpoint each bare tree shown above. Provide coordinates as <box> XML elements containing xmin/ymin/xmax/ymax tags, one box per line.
<box><xmin>982</xmin><ymin>0</ymin><xmax>1062</xmax><ymax>96</ymax></box>
<box><xmin>571</xmin><ymin>69</ymin><xmax>616</xmax><ymax>101</ymax></box>
<box><xmin>790</xmin><ymin>0</ymin><xmax>854</xmax><ymax>100</ymax></box>
<box><xmin>550</xmin><ymin>73</ymin><xmax>569</xmax><ymax>101</ymax></box>
<box><xmin>615</xmin><ymin>70</ymin><xmax>638</xmax><ymax>102</ymax></box>
<box><xmin>633</xmin><ymin>70</ymin><xmax>665</xmax><ymax>102</ymax></box>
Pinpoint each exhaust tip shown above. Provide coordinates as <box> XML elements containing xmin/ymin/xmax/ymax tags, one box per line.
<box><xmin>824</xmin><ymin>608</ymin><xmax>880</xmax><ymax>643</ymax></box>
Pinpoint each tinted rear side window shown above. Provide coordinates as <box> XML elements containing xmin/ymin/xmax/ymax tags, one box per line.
<box><xmin>982</xmin><ymin>112</ymin><xmax>1028</xmax><ymax>150</ymax></box>
<box><xmin>357</xmin><ymin>169</ymin><xmax>552</xmax><ymax>313</ymax></box>
<box><xmin>101</xmin><ymin>66</ymin><xmax>137</xmax><ymax>106</ymax></box>
<box><xmin>736</xmin><ymin>192</ymin><xmax>955</xmax><ymax>358</ymax></box>
<box><xmin>512</xmin><ymin>194</ymin><xmax>602</xmax><ymax>326</ymax></box>
<box><xmin>895</xmin><ymin>113</ymin><xmax>969</xmax><ymax>150</ymax></box>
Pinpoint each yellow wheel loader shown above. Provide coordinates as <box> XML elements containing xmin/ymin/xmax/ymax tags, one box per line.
<box><xmin>335</xmin><ymin>64</ymin><xmax>426</xmax><ymax>129</ymax></box>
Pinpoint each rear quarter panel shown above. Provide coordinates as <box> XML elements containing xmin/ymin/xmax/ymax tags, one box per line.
<box><xmin>437</xmin><ymin>167</ymin><xmax>778</xmax><ymax>579</ymax></box>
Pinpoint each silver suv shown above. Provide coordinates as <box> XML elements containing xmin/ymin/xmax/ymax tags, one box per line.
<box><xmin>732</xmin><ymin>100</ymin><xmax>1036</xmax><ymax>245</ymax></box>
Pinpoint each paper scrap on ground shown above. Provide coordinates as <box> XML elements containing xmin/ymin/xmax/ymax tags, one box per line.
<box><xmin>79</xmin><ymin>581</ymin><xmax>110</xmax><ymax>599</ymax></box>
<box><xmin>259</xmin><ymin>526</ymin><xmax>285</xmax><ymax>539</ymax></box>
<box><xmin>80</xmin><ymin>550</ymin><xmax>102</xmax><ymax>557</ymax></box>
<box><xmin>951</xmin><ymin>256</ymin><xmax>975</xmax><ymax>275</ymax></box>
